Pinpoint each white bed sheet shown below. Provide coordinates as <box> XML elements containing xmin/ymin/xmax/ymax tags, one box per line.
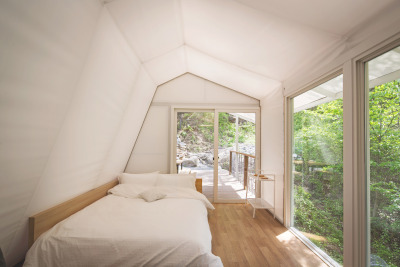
<box><xmin>24</xmin><ymin>187</ymin><xmax>222</xmax><ymax>267</ymax></box>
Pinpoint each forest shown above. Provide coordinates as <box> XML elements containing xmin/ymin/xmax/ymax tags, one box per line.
<box><xmin>293</xmin><ymin>80</ymin><xmax>400</xmax><ymax>266</ymax></box>
<box><xmin>177</xmin><ymin>112</ymin><xmax>255</xmax><ymax>152</ymax></box>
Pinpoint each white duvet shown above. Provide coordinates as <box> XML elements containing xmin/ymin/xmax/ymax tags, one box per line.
<box><xmin>24</xmin><ymin>185</ymin><xmax>222</xmax><ymax>267</ymax></box>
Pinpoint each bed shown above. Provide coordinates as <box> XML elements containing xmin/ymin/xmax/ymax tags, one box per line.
<box><xmin>24</xmin><ymin>173</ymin><xmax>222</xmax><ymax>267</ymax></box>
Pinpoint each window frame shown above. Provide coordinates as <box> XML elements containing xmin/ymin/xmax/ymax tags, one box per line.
<box><xmin>355</xmin><ymin>39</ymin><xmax>400</xmax><ymax>267</ymax></box>
<box><xmin>285</xmin><ymin>70</ymin><xmax>344</xmax><ymax>267</ymax></box>
<box><xmin>284</xmin><ymin>35</ymin><xmax>400</xmax><ymax>267</ymax></box>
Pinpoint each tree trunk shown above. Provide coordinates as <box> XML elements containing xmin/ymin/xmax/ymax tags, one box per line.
<box><xmin>372</xmin><ymin>190</ymin><xmax>379</xmax><ymax>218</ymax></box>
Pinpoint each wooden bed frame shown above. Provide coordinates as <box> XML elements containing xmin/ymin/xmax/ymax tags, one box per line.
<box><xmin>28</xmin><ymin>178</ymin><xmax>202</xmax><ymax>247</ymax></box>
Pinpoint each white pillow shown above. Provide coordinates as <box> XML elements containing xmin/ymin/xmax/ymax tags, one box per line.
<box><xmin>139</xmin><ymin>188</ymin><xmax>167</xmax><ymax>202</ymax></box>
<box><xmin>118</xmin><ymin>172</ymin><xmax>159</xmax><ymax>186</ymax></box>
<box><xmin>108</xmin><ymin>184</ymin><xmax>150</xmax><ymax>199</ymax></box>
<box><xmin>156</xmin><ymin>174</ymin><xmax>196</xmax><ymax>190</ymax></box>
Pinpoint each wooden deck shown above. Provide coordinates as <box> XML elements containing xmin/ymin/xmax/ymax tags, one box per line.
<box><xmin>192</xmin><ymin>169</ymin><xmax>253</xmax><ymax>201</ymax></box>
<box><xmin>208</xmin><ymin>204</ymin><xmax>327</xmax><ymax>267</ymax></box>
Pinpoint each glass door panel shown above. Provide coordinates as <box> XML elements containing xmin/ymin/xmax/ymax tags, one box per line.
<box><xmin>176</xmin><ymin>112</ymin><xmax>214</xmax><ymax>200</ymax></box>
<box><xmin>291</xmin><ymin>75</ymin><xmax>344</xmax><ymax>265</ymax></box>
<box><xmin>366</xmin><ymin>46</ymin><xmax>400</xmax><ymax>267</ymax></box>
<box><xmin>217</xmin><ymin>112</ymin><xmax>256</xmax><ymax>201</ymax></box>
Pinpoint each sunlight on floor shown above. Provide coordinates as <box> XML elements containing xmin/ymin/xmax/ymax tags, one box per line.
<box><xmin>276</xmin><ymin>230</ymin><xmax>294</xmax><ymax>242</ymax></box>
<box><xmin>276</xmin><ymin>231</ymin><xmax>327</xmax><ymax>267</ymax></box>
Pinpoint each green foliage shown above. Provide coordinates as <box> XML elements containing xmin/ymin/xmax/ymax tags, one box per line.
<box><xmin>177</xmin><ymin>112</ymin><xmax>214</xmax><ymax>153</ymax></box>
<box><xmin>294</xmin><ymin>97</ymin><xmax>344</xmax><ymax>263</ymax></box>
<box><xmin>369</xmin><ymin>80</ymin><xmax>400</xmax><ymax>266</ymax></box>
<box><xmin>177</xmin><ymin>112</ymin><xmax>255</xmax><ymax>152</ymax></box>
<box><xmin>293</xmin><ymin>80</ymin><xmax>400</xmax><ymax>266</ymax></box>
<box><xmin>218</xmin><ymin>112</ymin><xmax>255</xmax><ymax>147</ymax></box>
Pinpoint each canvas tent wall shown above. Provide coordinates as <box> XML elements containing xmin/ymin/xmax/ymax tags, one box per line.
<box><xmin>1</xmin><ymin>0</ymin><xmax>400</xmax><ymax>266</ymax></box>
<box><xmin>0</xmin><ymin>4</ymin><xmax>157</xmax><ymax>265</ymax></box>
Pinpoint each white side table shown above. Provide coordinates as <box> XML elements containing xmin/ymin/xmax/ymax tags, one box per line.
<box><xmin>246</xmin><ymin>173</ymin><xmax>275</xmax><ymax>218</ymax></box>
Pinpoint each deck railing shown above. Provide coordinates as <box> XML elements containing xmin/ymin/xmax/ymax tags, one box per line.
<box><xmin>229</xmin><ymin>150</ymin><xmax>256</xmax><ymax>191</ymax></box>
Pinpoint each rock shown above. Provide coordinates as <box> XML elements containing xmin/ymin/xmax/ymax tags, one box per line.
<box><xmin>182</xmin><ymin>156</ymin><xmax>199</xmax><ymax>167</ymax></box>
<box><xmin>197</xmin><ymin>153</ymin><xmax>213</xmax><ymax>165</ymax></box>
<box><xmin>219</xmin><ymin>154</ymin><xmax>230</xmax><ymax>170</ymax></box>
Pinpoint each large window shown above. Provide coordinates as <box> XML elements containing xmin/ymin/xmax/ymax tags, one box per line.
<box><xmin>366</xmin><ymin>45</ymin><xmax>400</xmax><ymax>267</ymax></box>
<box><xmin>286</xmin><ymin>41</ymin><xmax>400</xmax><ymax>266</ymax></box>
<box><xmin>291</xmin><ymin>74</ymin><xmax>344</xmax><ymax>265</ymax></box>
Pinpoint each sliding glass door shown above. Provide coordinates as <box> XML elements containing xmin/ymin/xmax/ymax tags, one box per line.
<box><xmin>174</xmin><ymin>109</ymin><xmax>259</xmax><ymax>202</ymax></box>
<box><xmin>290</xmin><ymin>74</ymin><xmax>344</xmax><ymax>265</ymax></box>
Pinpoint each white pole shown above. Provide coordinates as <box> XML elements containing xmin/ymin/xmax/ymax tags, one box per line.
<box><xmin>235</xmin><ymin>115</ymin><xmax>239</xmax><ymax>181</ymax></box>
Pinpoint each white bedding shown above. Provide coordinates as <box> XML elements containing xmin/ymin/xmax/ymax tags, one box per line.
<box><xmin>24</xmin><ymin>186</ymin><xmax>222</xmax><ymax>267</ymax></box>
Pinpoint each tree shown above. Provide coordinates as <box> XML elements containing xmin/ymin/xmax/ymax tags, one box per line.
<box><xmin>369</xmin><ymin>80</ymin><xmax>400</xmax><ymax>266</ymax></box>
<box><xmin>293</xmin><ymin>80</ymin><xmax>400</xmax><ymax>266</ymax></box>
<box><xmin>293</xmin><ymin>98</ymin><xmax>344</xmax><ymax>263</ymax></box>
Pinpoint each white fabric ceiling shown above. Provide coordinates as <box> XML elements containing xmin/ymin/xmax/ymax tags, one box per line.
<box><xmin>235</xmin><ymin>0</ymin><xmax>395</xmax><ymax>36</ymax></box>
<box><xmin>106</xmin><ymin>0</ymin><xmax>400</xmax><ymax>98</ymax></box>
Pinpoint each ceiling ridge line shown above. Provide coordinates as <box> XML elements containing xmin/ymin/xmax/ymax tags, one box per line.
<box><xmin>142</xmin><ymin>45</ymin><xmax>186</xmax><ymax>65</ymax></box>
<box><xmin>177</xmin><ymin>0</ymin><xmax>189</xmax><ymax>70</ymax></box>
<box><xmin>105</xmin><ymin>1</ymin><xmax>186</xmax><ymax>65</ymax></box>
<box><xmin>185</xmin><ymin>44</ymin><xmax>282</xmax><ymax>83</ymax></box>
<box><xmin>104</xmin><ymin>4</ymin><xmax>160</xmax><ymax>86</ymax></box>
<box><xmin>102</xmin><ymin>5</ymin><xmax>164</xmax><ymax>91</ymax></box>
<box><xmin>103</xmin><ymin>7</ymin><xmax>144</xmax><ymax>73</ymax></box>
<box><xmin>177</xmin><ymin>0</ymin><xmax>186</xmax><ymax>45</ymax></box>
<box><xmin>104</xmin><ymin>4</ymin><xmax>144</xmax><ymax>62</ymax></box>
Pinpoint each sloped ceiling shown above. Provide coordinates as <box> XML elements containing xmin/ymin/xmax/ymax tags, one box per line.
<box><xmin>235</xmin><ymin>0</ymin><xmax>395</xmax><ymax>36</ymax></box>
<box><xmin>1</xmin><ymin>0</ymin><xmax>400</xmax><ymax>266</ymax></box>
<box><xmin>105</xmin><ymin>0</ymin><xmax>400</xmax><ymax>98</ymax></box>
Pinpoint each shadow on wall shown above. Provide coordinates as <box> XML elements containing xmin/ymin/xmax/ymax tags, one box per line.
<box><xmin>0</xmin><ymin>248</ymin><xmax>5</xmax><ymax>267</ymax></box>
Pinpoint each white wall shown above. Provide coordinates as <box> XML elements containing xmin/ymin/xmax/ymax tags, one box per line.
<box><xmin>96</xmin><ymin>67</ymin><xmax>157</xmax><ymax>186</ymax></box>
<box><xmin>0</xmin><ymin>1</ymin><xmax>101</xmax><ymax>265</ymax></box>
<box><xmin>260</xmin><ymin>88</ymin><xmax>285</xmax><ymax>222</ymax></box>
<box><xmin>125</xmin><ymin>73</ymin><xmax>259</xmax><ymax>173</ymax></box>
<box><xmin>126</xmin><ymin>105</ymin><xmax>171</xmax><ymax>173</ymax></box>
<box><xmin>0</xmin><ymin>5</ymin><xmax>156</xmax><ymax>266</ymax></box>
<box><xmin>24</xmin><ymin>7</ymin><xmax>142</xmax><ymax>214</ymax></box>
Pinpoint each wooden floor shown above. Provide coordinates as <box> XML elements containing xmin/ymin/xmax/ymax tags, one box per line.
<box><xmin>208</xmin><ymin>204</ymin><xmax>327</xmax><ymax>267</ymax></box>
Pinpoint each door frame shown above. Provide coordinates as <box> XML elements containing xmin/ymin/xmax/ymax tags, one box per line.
<box><xmin>171</xmin><ymin>106</ymin><xmax>260</xmax><ymax>203</ymax></box>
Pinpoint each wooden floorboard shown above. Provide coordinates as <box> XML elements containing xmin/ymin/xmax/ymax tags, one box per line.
<box><xmin>208</xmin><ymin>204</ymin><xmax>327</xmax><ymax>267</ymax></box>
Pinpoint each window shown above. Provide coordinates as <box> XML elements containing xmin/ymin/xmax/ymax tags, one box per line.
<box><xmin>365</xmin><ymin>45</ymin><xmax>400</xmax><ymax>267</ymax></box>
<box><xmin>291</xmin><ymin>74</ymin><xmax>344</xmax><ymax>265</ymax></box>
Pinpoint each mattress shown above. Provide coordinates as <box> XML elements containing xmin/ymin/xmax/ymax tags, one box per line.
<box><xmin>24</xmin><ymin>186</ymin><xmax>222</xmax><ymax>267</ymax></box>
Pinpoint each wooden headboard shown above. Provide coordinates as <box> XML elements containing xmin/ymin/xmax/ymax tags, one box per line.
<box><xmin>195</xmin><ymin>178</ymin><xmax>202</xmax><ymax>193</ymax></box>
<box><xmin>29</xmin><ymin>178</ymin><xmax>203</xmax><ymax>247</ymax></box>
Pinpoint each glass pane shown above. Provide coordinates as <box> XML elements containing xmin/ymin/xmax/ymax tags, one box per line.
<box><xmin>176</xmin><ymin>112</ymin><xmax>214</xmax><ymax>199</ymax></box>
<box><xmin>367</xmin><ymin>45</ymin><xmax>400</xmax><ymax>267</ymax></box>
<box><xmin>218</xmin><ymin>112</ymin><xmax>256</xmax><ymax>200</ymax></box>
<box><xmin>292</xmin><ymin>75</ymin><xmax>344</xmax><ymax>264</ymax></box>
